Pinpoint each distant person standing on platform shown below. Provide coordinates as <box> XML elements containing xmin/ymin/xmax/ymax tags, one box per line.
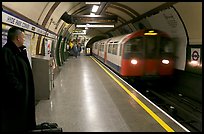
<box><xmin>77</xmin><ymin>44</ymin><xmax>81</xmax><ymax>56</ymax></box>
<box><xmin>73</xmin><ymin>43</ymin><xmax>78</xmax><ymax>58</ymax></box>
<box><xmin>68</xmin><ymin>40</ymin><xmax>74</xmax><ymax>55</ymax></box>
<box><xmin>1</xmin><ymin>26</ymin><xmax>36</xmax><ymax>132</ymax></box>
<box><xmin>69</xmin><ymin>40</ymin><xmax>73</xmax><ymax>50</ymax></box>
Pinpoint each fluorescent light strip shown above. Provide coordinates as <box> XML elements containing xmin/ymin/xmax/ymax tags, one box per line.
<box><xmin>90</xmin><ymin>13</ymin><xmax>95</xmax><ymax>16</ymax></box>
<box><xmin>85</xmin><ymin>2</ymin><xmax>100</xmax><ymax>5</ymax></box>
<box><xmin>76</xmin><ymin>24</ymin><xmax>114</xmax><ymax>28</ymax></box>
<box><xmin>72</xmin><ymin>32</ymin><xmax>86</xmax><ymax>35</ymax></box>
<box><xmin>92</xmin><ymin>5</ymin><xmax>99</xmax><ymax>13</ymax></box>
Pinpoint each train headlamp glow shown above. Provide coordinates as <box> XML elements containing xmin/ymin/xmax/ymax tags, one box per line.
<box><xmin>131</xmin><ymin>59</ymin><xmax>138</xmax><ymax>65</ymax></box>
<box><xmin>162</xmin><ymin>59</ymin><xmax>169</xmax><ymax>64</ymax></box>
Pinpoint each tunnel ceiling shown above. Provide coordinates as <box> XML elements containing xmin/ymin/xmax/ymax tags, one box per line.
<box><xmin>60</xmin><ymin>2</ymin><xmax>170</xmax><ymax>37</ymax></box>
<box><xmin>2</xmin><ymin>2</ymin><xmax>170</xmax><ymax>37</ymax></box>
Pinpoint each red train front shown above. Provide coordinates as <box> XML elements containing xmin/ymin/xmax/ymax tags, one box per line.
<box><xmin>120</xmin><ymin>29</ymin><xmax>175</xmax><ymax>78</ymax></box>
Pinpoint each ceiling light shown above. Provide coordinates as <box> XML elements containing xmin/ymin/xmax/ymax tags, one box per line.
<box><xmin>90</xmin><ymin>13</ymin><xmax>95</xmax><ymax>16</ymax></box>
<box><xmin>85</xmin><ymin>2</ymin><xmax>100</xmax><ymax>5</ymax></box>
<box><xmin>76</xmin><ymin>24</ymin><xmax>114</xmax><ymax>28</ymax></box>
<box><xmin>92</xmin><ymin>5</ymin><xmax>99</xmax><ymax>13</ymax></box>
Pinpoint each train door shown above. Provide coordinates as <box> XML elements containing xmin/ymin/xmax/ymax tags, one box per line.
<box><xmin>97</xmin><ymin>44</ymin><xmax>99</xmax><ymax>57</ymax></box>
<box><xmin>98</xmin><ymin>43</ymin><xmax>105</xmax><ymax>63</ymax></box>
<box><xmin>144</xmin><ymin>36</ymin><xmax>159</xmax><ymax>76</ymax></box>
<box><xmin>104</xmin><ymin>39</ymin><xmax>111</xmax><ymax>64</ymax></box>
<box><xmin>115</xmin><ymin>42</ymin><xmax>120</xmax><ymax>68</ymax></box>
<box><xmin>104</xmin><ymin>43</ymin><xmax>107</xmax><ymax>63</ymax></box>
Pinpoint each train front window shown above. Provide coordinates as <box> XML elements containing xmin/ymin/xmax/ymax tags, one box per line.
<box><xmin>124</xmin><ymin>37</ymin><xmax>142</xmax><ymax>52</ymax></box>
<box><xmin>123</xmin><ymin>37</ymin><xmax>143</xmax><ymax>59</ymax></box>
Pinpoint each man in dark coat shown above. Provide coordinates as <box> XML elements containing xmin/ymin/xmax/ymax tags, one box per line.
<box><xmin>1</xmin><ymin>26</ymin><xmax>36</xmax><ymax>132</ymax></box>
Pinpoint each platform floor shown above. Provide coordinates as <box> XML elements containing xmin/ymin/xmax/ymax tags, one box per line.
<box><xmin>35</xmin><ymin>55</ymin><xmax>189</xmax><ymax>132</ymax></box>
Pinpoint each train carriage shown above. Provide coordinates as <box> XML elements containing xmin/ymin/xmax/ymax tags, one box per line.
<box><xmin>92</xmin><ymin>29</ymin><xmax>175</xmax><ymax>78</ymax></box>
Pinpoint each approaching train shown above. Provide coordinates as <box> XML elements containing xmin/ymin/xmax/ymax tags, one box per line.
<box><xmin>92</xmin><ymin>29</ymin><xmax>175</xmax><ymax>78</ymax></box>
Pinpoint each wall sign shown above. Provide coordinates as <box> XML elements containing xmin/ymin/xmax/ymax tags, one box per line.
<box><xmin>2</xmin><ymin>10</ymin><xmax>57</xmax><ymax>39</ymax></box>
<box><xmin>191</xmin><ymin>48</ymin><xmax>200</xmax><ymax>63</ymax></box>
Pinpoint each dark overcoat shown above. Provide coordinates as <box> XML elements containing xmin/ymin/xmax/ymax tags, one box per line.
<box><xmin>0</xmin><ymin>40</ymin><xmax>36</xmax><ymax>132</ymax></box>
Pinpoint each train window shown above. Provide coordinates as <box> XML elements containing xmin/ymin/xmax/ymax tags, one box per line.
<box><xmin>94</xmin><ymin>43</ymin><xmax>98</xmax><ymax>49</ymax></box>
<box><xmin>100</xmin><ymin>45</ymin><xmax>104</xmax><ymax>52</ymax></box>
<box><xmin>112</xmin><ymin>44</ymin><xmax>118</xmax><ymax>55</ymax></box>
<box><xmin>108</xmin><ymin>43</ymin><xmax>113</xmax><ymax>53</ymax></box>
<box><xmin>99</xmin><ymin>45</ymin><xmax>101</xmax><ymax>51</ymax></box>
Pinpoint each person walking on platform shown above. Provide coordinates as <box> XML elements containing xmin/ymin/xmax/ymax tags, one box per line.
<box><xmin>1</xmin><ymin>26</ymin><xmax>36</xmax><ymax>132</ymax></box>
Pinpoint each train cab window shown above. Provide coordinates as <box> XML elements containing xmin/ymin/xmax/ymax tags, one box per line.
<box><xmin>124</xmin><ymin>37</ymin><xmax>142</xmax><ymax>52</ymax></box>
<box><xmin>123</xmin><ymin>37</ymin><xmax>143</xmax><ymax>59</ymax></box>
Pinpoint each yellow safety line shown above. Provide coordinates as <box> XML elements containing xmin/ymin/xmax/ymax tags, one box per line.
<box><xmin>90</xmin><ymin>56</ymin><xmax>174</xmax><ymax>132</ymax></box>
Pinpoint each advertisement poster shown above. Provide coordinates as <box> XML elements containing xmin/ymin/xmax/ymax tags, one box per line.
<box><xmin>23</xmin><ymin>32</ymin><xmax>32</xmax><ymax>67</ymax></box>
<box><xmin>2</xmin><ymin>29</ymin><xmax>8</xmax><ymax>47</ymax></box>
<box><xmin>2</xmin><ymin>24</ymin><xmax>11</xmax><ymax>47</ymax></box>
<box><xmin>44</xmin><ymin>38</ymin><xmax>48</xmax><ymax>56</ymax></box>
<box><xmin>30</xmin><ymin>33</ymin><xmax>38</xmax><ymax>56</ymax></box>
<box><xmin>47</xmin><ymin>39</ymin><xmax>52</xmax><ymax>56</ymax></box>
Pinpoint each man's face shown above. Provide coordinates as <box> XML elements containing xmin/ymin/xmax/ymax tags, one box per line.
<box><xmin>17</xmin><ymin>32</ymin><xmax>25</xmax><ymax>46</ymax></box>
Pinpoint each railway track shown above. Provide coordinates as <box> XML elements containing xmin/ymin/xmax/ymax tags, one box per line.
<box><xmin>95</xmin><ymin>58</ymin><xmax>202</xmax><ymax>132</ymax></box>
<box><xmin>127</xmin><ymin>79</ymin><xmax>202</xmax><ymax>132</ymax></box>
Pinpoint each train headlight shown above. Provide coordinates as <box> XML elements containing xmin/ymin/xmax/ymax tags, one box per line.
<box><xmin>162</xmin><ymin>59</ymin><xmax>169</xmax><ymax>64</ymax></box>
<box><xmin>131</xmin><ymin>59</ymin><xmax>138</xmax><ymax>65</ymax></box>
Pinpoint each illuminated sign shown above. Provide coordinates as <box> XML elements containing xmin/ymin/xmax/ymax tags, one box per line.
<box><xmin>60</xmin><ymin>12</ymin><xmax>117</xmax><ymax>24</ymax></box>
<box><xmin>2</xmin><ymin>10</ymin><xmax>57</xmax><ymax>39</ymax></box>
<box><xmin>72</xmin><ymin>15</ymin><xmax>117</xmax><ymax>24</ymax></box>
<box><xmin>72</xmin><ymin>30</ymin><xmax>86</xmax><ymax>35</ymax></box>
